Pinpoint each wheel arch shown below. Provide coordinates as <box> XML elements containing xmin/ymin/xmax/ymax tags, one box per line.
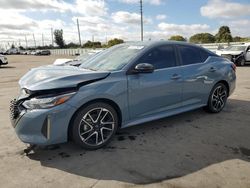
<box><xmin>67</xmin><ymin>98</ymin><xmax>122</xmax><ymax>141</ymax></box>
<box><xmin>216</xmin><ymin>80</ymin><xmax>230</xmax><ymax>95</ymax></box>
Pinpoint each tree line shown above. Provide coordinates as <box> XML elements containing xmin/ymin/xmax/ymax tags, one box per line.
<box><xmin>14</xmin><ymin>25</ymin><xmax>250</xmax><ymax>50</ymax></box>
<box><xmin>54</xmin><ymin>29</ymin><xmax>124</xmax><ymax>49</ymax></box>
<box><xmin>169</xmin><ymin>26</ymin><xmax>250</xmax><ymax>43</ymax></box>
<box><xmin>53</xmin><ymin>26</ymin><xmax>249</xmax><ymax>49</ymax></box>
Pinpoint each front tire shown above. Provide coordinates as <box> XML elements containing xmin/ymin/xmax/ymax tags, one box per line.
<box><xmin>71</xmin><ymin>102</ymin><xmax>118</xmax><ymax>150</ymax></box>
<box><xmin>205</xmin><ymin>83</ymin><xmax>228</xmax><ymax>113</ymax></box>
<box><xmin>238</xmin><ymin>58</ymin><xmax>245</xmax><ymax>66</ymax></box>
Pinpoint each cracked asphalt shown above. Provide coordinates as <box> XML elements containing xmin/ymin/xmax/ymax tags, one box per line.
<box><xmin>0</xmin><ymin>55</ymin><xmax>250</xmax><ymax>188</ymax></box>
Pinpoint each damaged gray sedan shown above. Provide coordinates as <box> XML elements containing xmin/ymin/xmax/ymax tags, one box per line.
<box><xmin>10</xmin><ymin>41</ymin><xmax>236</xmax><ymax>150</ymax></box>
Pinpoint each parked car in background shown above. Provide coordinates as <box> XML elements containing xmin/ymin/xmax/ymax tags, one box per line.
<box><xmin>0</xmin><ymin>55</ymin><xmax>8</xmax><ymax>67</ymax></box>
<box><xmin>10</xmin><ymin>41</ymin><xmax>236</xmax><ymax>150</ymax></box>
<box><xmin>0</xmin><ymin>49</ymin><xmax>5</xmax><ymax>55</ymax></box>
<box><xmin>4</xmin><ymin>48</ymin><xmax>20</xmax><ymax>55</ymax></box>
<box><xmin>30</xmin><ymin>50</ymin><xmax>37</xmax><ymax>55</ymax></box>
<box><xmin>27</xmin><ymin>50</ymin><xmax>33</xmax><ymax>55</ymax></box>
<box><xmin>35</xmin><ymin>50</ymin><xmax>51</xmax><ymax>56</ymax></box>
<box><xmin>20</xmin><ymin>50</ymin><xmax>29</xmax><ymax>55</ymax></box>
<box><xmin>53</xmin><ymin>58</ymin><xmax>74</xmax><ymax>66</ymax></box>
<box><xmin>216</xmin><ymin>44</ymin><xmax>250</xmax><ymax>66</ymax></box>
<box><xmin>53</xmin><ymin>50</ymin><xmax>101</xmax><ymax>66</ymax></box>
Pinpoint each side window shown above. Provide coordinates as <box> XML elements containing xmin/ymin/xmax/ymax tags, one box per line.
<box><xmin>138</xmin><ymin>45</ymin><xmax>176</xmax><ymax>69</ymax></box>
<box><xmin>200</xmin><ymin>49</ymin><xmax>210</xmax><ymax>62</ymax></box>
<box><xmin>178</xmin><ymin>45</ymin><xmax>202</xmax><ymax>65</ymax></box>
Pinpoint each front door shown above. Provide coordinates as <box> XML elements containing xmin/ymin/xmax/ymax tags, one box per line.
<box><xmin>127</xmin><ymin>45</ymin><xmax>182</xmax><ymax>120</ymax></box>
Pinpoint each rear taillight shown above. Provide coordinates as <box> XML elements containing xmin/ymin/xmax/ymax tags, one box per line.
<box><xmin>231</xmin><ymin>63</ymin><xmax>236</xmax><ymax>72</ymax></box>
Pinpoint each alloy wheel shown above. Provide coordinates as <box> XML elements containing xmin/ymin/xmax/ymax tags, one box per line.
<box><xmin>78</xmin><ymin>107</ymin><xmax>115</xmax><ymax>146</ymax></box>
<box><xmin>211</xmin><ymin>85</ymin><xmax>227</xmax><ymax>111</ymax></box>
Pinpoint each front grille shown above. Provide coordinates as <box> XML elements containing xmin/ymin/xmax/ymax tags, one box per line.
<box><xmin>221</xmin><ymin>54</ymin><xmax>233</xmax><ymax>61</ymax></box>
<box><xmin>10</xmin><ymin>99</ymin><xmax>19</xmax><ymax>120</ymax></box>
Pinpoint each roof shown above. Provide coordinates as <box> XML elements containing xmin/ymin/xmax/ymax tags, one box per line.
<box><xmin>123</xmin><ymin>40</ymin><xmax>200</xmax><ymax>48</ymax></box>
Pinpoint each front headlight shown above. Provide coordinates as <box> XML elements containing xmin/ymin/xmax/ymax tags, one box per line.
<box><xmin>22</xmin><ymin>92</ymin><xmax>76</xmax><ymax>109</ymax></box>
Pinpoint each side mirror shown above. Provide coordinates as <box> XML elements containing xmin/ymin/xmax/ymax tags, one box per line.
<box><xmin>134</xmin><ymin>63</ymin><xmax>154</xmax><ymax>73</ymax></box>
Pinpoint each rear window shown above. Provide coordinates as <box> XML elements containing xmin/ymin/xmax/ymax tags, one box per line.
<box><xmin>200</xmin><ymin>49</ymin><xmax>210</xmax><ymax>62</ymax></box>
<box><xmin>178</xmin><ymin>45</ymin><xmax>202</xmax><ymax>65</ymax></box>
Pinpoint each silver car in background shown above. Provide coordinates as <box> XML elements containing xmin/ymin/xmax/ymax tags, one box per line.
<box><xmin>216</xmin><ymin>44</ymin><xmax>250</xmax><ymax>66</ymax></box>
<box><xmin>0</xmin><ymin>55</ymin><xmax>8</xmax><ymax>67</ymax></box>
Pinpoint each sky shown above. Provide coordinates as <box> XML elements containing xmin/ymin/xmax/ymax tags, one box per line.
<box><xmin>0</xmin><ymin>0</ymin><xmax>250</xmax><ymax>48</ymax></box>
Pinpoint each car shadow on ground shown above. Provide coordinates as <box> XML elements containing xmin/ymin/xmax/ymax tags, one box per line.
<box><xmin>0</xmin><ymin>66</ymin><xmax>16</xmax><ymax>69</ymax></box>
<box><xmin>27</xmin><ymin>98</ymin><xmax>250</xmax><ymax>184</ymax></box>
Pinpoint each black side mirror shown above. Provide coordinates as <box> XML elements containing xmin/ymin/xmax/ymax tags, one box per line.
<box><xmin>134</xmin><ymin>63</ymin><xmax>154</xmax><ymax>73</ymax></box>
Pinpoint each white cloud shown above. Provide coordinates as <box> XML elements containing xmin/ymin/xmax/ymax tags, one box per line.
<box><xmin>0</xmin><ymin>0</ymin><xmax>109</xmax><ymax>47</ymax></box>
<box><xmin>0</xmin><ymin>0</ymin><xmax>107</xmax><ymax>16</ymax></box>
<box><xmin>112</xmin><ymin>11</ymin><xmax>141</xmax><ymax>24</ymax></box>
<box><xmin>74</xmin><ymin>0</ymin><xmax>107</xmax><ymax>16</ymax></box>
<box><xmin>158</xmin><ymin>22</ymin><xmax>210</xmax><ymax>37</ymax></box>
<box><xmin>0</xmin><ymin>10</ymin><xmax>37</xmax><ymax>30</ymax></box>
<box><xmin>0</xmin><ymin>8</ymin><xmax>68</xmax><ymax>47</ymax></box>
<box><xmin>112</xmin><ymin>11</ymin><xmax>152</xmax><ymax>25</ymax></box>
<box><xmin>2</xmin><ymin>0</ymin><xmax>249</xmax><ymax>49</ymax></box>
<box><xmin>0</xmin><ymin>0</ymin><xmax>73</xmax><ymax>12</ymax></box>
<box><xmin>73</xmin><ymin>16</ymin><xmax>106</xmax><ymax>27</ymax></box>
<box><xmin>201</xmin><ymin>0</ymin><xmax>250</xmax><ymax>19</ymax></box>
<box><xmin>156</xmin><ymin>14</ymin><xmax>167</xmax><ymax>20</ymax></box>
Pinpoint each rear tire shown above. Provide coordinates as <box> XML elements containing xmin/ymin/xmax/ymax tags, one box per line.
<box><xmin>71</xmin><ymin>102</ymin><xmax>118</xmax><ymax>150</ymax></box>
<box><xmin>205</xmin><ymin>83</ymin><xmax>228</xmax><ymax>113</ymax></box>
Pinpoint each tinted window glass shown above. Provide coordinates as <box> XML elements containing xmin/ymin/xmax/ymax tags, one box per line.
<box><xmin>200</xmin><ymin>49</ymin><xmax>210</xmax><ymax>62</ymax></box>
<box><xmin>138</xmin><ymin>45</ymin><xmax>176</xmax><ymax>69</ymax></box>
<box><xmin>179</xmin><ymin>46</ymin><xmax>202</xmax><ymax>65</ymax></box>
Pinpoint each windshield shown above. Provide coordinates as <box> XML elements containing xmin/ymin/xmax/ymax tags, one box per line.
<box><xmin>79</xmin><ymin>44</ymin><xmax>144</xmax><ymax>71</ymax></box>
<box><xmin>75</xmin><ymin>54</ymin><xmax>89</xmax><ymax>61</ymax></box>
<box><xmin>225</xmin><ymin>46</ymin><xmax>246</xmax><ymax>51</ymax></box>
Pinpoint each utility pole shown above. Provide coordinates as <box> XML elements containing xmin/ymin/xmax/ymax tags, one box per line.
<box><xmin>140</xmin><ymin>0</ymin><xmax>144</xmax><ymax>41</ymax></box>
<box><xmin>25</xmin><ymin>35</ymin><xmax>28</xmax><ymax>48</ymax></box>
<box><xmin>51</xmin><ymin>28</ymin><xmax>54</xmax><ymax>46</ymax></box>
<box><xmin>33</xmin><ymin>33</ymin><xmax>36</xmax><ymax>48</ymax></box>
<box><xmin>42</xmin><ymin>33</ymin><xmax>44</xmax><ymax>47</ymax></box>
<box><xmin>77</xmin><ymin>18</ymin><xmax>82</xmax><ymax>46</ymax></box>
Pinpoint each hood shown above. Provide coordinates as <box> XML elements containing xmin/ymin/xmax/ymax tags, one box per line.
<box><xmin>19</xmin><ymin>65</ymin><xmax>110</xmax><ymax>91</ymax></box>
<box><xmin>53</xmin><ymin>58</ymin><xmax>73</xmax><ymax>66</ymax></box>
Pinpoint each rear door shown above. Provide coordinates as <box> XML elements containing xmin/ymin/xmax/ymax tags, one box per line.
<box><xmin>177</xmin><ymin>45</ymin><xmax>213</xmax><ymax>106</ymax></box>
<box><xmin>127</xmin><ymin>45</ymin><xmax>183</xmax><ymax>120</ymax></box>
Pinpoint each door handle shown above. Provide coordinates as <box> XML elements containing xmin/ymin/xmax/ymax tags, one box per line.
<box><xmin>171</xmin><ymin>74</ymin><xmax>181</xmax><ymax>80</ymax></box>
<box><xmin>209</xmin><ymin>67</ymin><xmax>217</xmax><ymax>72</ymax></box>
